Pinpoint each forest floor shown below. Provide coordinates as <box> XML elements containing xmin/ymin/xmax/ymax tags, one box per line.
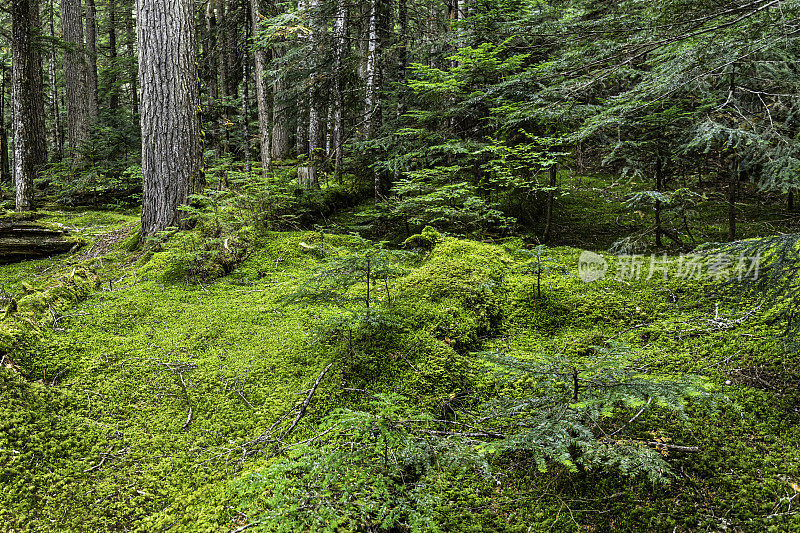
<box><xmin>2</xmin><ymin>176</ymin><xmax>800</xmax><ymax>531</ymax></box>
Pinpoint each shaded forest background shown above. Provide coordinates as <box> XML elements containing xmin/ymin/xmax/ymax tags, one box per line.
<box><xmin>3</xmin><ymin>0</ymin><xmax>799</xmax><ymax>248</ymax></box>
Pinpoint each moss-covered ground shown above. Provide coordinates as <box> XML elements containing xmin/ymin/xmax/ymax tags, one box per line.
<box><xmin>2</xmin><ymin>178</ymin><xmax>800</xmax><ymax>531</ymax></box>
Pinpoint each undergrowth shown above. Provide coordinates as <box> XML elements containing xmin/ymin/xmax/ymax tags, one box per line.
<box><xmin>1</xmin><ymin>207</ymin><xmax>800</xmax><ymax>532</ymax></box>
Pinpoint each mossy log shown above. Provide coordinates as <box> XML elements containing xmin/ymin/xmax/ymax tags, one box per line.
<box><xmin>0</xmin><ymin>220</ymin><xmax>76</xmax><ymax>264</ymax></box>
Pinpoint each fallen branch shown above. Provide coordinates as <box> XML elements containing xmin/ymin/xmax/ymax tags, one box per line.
<box><xmin>231</xmin><ymin>522</ymin><xmax>261</xmax><ymax>533</ymax></box>
<box><xmin>182</xmin><ymin>406</ymin><xmax>194</xmax><ymax>432</ymax></box>
<box><xmin>280</xmin><ymin>363</ymin><xmax>333</xmax><ymax>441</ymax></box>
<box><xmin>643</xmin><ymin>441</ymin><xmax>700</xmax><ymax>453</ymax></box>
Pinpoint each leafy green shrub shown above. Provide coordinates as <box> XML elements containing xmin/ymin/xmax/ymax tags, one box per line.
<box><xmin>385</xmin><ymin>165</ymin><xmax>513</xmax><ymax>237</ymax></box>
<box><xmin>231</xmin><ymin>342</ymin><xmax>708</xmax><ymax>531</ymax></box>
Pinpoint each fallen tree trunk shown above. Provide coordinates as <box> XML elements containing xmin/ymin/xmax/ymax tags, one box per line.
<box><xmin>0</xmin><ymin>220</ymin><xmax>76</xmax><ymax>263</ymax></box>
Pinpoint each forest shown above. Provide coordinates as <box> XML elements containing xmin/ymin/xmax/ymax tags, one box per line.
<box><xmin>2</xmin><ymin>0</ymin><xmax>800</xmax><ymax>531</ymax></box>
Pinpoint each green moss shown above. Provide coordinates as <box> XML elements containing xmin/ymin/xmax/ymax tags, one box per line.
<box><xmin>403</xmin><ymin>225</ymin><xmax>443</xmax><ymax>250</ymax></box>
<box><xmin>2</xmin><ymin>217</ymin><xmax>800</xmax><ymax>532</ymax></box>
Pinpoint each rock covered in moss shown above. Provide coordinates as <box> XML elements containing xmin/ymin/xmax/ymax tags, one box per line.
<box><xmin>403</xmin><ymin>226</ymin><xmax>443</xmax><ymax>250</ymax></box>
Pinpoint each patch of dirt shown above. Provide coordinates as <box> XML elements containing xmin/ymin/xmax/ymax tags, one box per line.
<box><xmin>78</xmin><ymin>223</ymin><xmax>137</xmax><ymax>259</ymax></box>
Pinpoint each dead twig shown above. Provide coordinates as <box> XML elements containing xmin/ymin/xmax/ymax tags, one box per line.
<box><xmin>280</xmin><ymin>363</ymin><xmax>333</xmax><ymax>441</ymax></box>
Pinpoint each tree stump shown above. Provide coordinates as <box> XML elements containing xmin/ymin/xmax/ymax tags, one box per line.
<box><xmin>297</xmin><ymin>166</ymin><xmax>317</xmax><ymax>188</ymax></box>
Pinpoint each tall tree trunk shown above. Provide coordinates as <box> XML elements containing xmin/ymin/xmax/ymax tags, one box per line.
<box><xmin>62</xmin><ymin>0</ymin><xmax>90</xmax><ymax>153</ymax></box>
<box><xmin>392</xmin><ymin>0</ymin><xmax>407</xmax><ymax>185</ymax></box>
<box><xmin>365</xmin><ymin>0</ymin><xmax>383</xmax><ymax>200</ymax></box>
<box><xmin>728</xmin><ymin>159</ymin><xmax>738</xmax><ymax>242</ymax></box>
<box><xmin>125</xmin><ymin>0</ymin><xmax>139</xmax><ymax>116</ymax></box>
<box><xmin>325</xmin><ymin>104</ymin><xmax>333</xmax><ymax>161</ymax></box>
<box><xmin>241</xmin><ymin>0</ymin><xmax>251</xmax><ymax>174</ymax></box>
<box><xmin>0</xmin><ymin>67</ymin><xmax>11</xmax><ymax>184</ymax></box>
<box><xmin>364</xmin><ymin>0</ymin><xmax>382</xmax><ymax>139</ymax></box>
<box><xmin>137</xmin><ymin>0</ymin><xmax>203</xmax><ymax>236</ymax></box>
<box><xmin>332</xmin><ymin>0</ymin><xmax>348</xmax><ymax>182</ymax></box>
<box><xmin>108</xmin><ymin>0</ymin><xmax>120</xmax><ymax>111</ymax></box>
<box><xmin>218</xmin><ymin>0</ymin><xmax>231</xmax><ymax>155</ymax></box>
<box><xmin>271</xmin><ymin>70</ymin><xmax>291</xmax><ymax>159</ymax></box>
<box><xmin>655</xmin><ymin>155</ymin><xmax>663</xmax><ymax>247</ymax></box>
<box><xmin>307</xmin><ymin>0</ymin><xmax>324</xmax><ymax>188</ymax></box>
<box><xmin>241</xmin><ymin>53</ymin><xmax>250</xmax><ymax>173</ymax></box>
<box><xmin>204</xmin><ymin>1</ymin><xmax>221</xmax><ymax>154</ymax></box>
<box><xmin>249</xmin><ymin>0</ymin><xmax>272</xmax><ymax>175</ymax></box>
<box><xmin>48</xmin><ymin>0</ymin><xmax>63</xmax><ymax>160</ymax></box>
<box><xmin>295</xmin><ymin>0</ymin><xmax>310</xmax><ymax>167</ymax></box>
<box><xmin>12</xmin><ymin>0</ymin><xmax>48</xmax><ymax>211</ymax></box>
<box><xmin>85</xmin><ymin>0</ymin><xmax>99</xmax><ymax>122</ymax></box>
<box><xmin>295</xmin><ymin>104</ymin><xmax>307</xmax><ymax>162</ymax></box>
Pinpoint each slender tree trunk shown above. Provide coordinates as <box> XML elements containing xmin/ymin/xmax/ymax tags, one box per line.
<box><xmin>325</xmin><ymin>104</ymin><xmax>333</xmax><ymax>160</ymax></box>
<box><xmin>296</xmin><ymin>103</ymin><xmax>308</xmax><ymax>162</ymax></box>
<box><xmin>295</xmin><ymin>0</ymin><xmax>310</xmax><ymax>167</ymax></box>
<box><xmin>125</xmin><ymin>0</ymin><xmax>139</xmax><ymax>116</ymax></box>
<box><xmin>306</xmin><ymin>0</ymin><xmax>324</xmax><ymax>187</ymax></box>
<box><xmin>62</xmin><ymin>0</ymin><xmax>90</xmax><ymax>153</ymax></box>
<box><xmin>728</xmin><ymin>159</ymin><xmax>738</xmax><ymax>242</ymax></box>
<box><xmin>271</xmin><ymin>72</ymin><xmax>291</xmax><ymax>160</ymax></box>
<box><xmin>0</xmin><ymin>67</ymin><xmax>11</xmax><ymax>184</ymax></box>
<box><xmin>364</xmin><ymin>0</ymin><xmax>382</xmax><ymax>139</ymax></box>
<box><xmin>241</xmin><ymin>0</ymin><xmax>251</xmax><ymax>174</ymax></box>
<box><xmin>108</xmin><ymin>0</ymin><xmax>120</xmax><ymax>111</ymax></box>
<box><xmin>12</xmin><ymin>0</ymin><xmax>48</xmax><ymax>211</ymax></box>
<box><xmin>85</xmin><ymin>0</ymin><xmax>99</xmax><ymax>122</ymax></box>
<box><xmin>249</xmin><ymin>0</ymin><xmax>272</xmax><ymax>175</ymax></box>
<box><xmin>136</xmin><ymin>0</ymin><xmax>203</xmax><ymax>236</ymax></box>
<box><xmin>332</xmin><ymin>0</ymin><xmax>348</xmax><ymax>182</ymax></box>
<box><xmin>48</xmin><ymin>0</ymin><xmax>63</xmax><ymax>160</ymax></box>
<box><xmin>365</xmin><ymin>0</ymin><xmax>384</xmax><ymax>200</ymax></box>
<box><xmin>655</xmin><ymin>156</ymin><xmax>663</xmax><ymax>247</ymax></box>
<box><xmin>218</xmin><ymin>0</ymin><xmax>232</xmax><ymax>155</ymax></box>
<box><xmin>727</xmin><ymin>69</ymin><xmax>737</xmax><ymax>242</ymax></box>
<box><xmin>393</xmin><ymin>0</ymin><xmax>407</xmax><ymax>185</ymax></box>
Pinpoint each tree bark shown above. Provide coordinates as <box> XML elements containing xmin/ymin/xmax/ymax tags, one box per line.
<box><xmin>241</xmin><ymin>10</ymin><xmax>251</xmax><ymax>174</ymax></box>
<box><xmin>271</xmin><ymin>71</ymin><xmax>291</xmax><ymax>160</ymax></box>
<box><xmin>48</xmin><ymin>0</ymin><xmax>63</xmax><ymax>160</ymax></box>
<box><xmin>62</xmin><ymin>0</ymin><xmax>90</xmax><ymax>153</ymax></box>
<box><xmin>728</xmin><ymin>159</ymin><xmax>738</xmax><ymax>242</ymax></box>
<box><xmin>364</xmin><ymin>0</ymin><xmax>382</xmax><ymax>139</ymax></box>
<box><xmin>125</xmin><ymin>0</ymin><xmax>139</xmax><ymax>116</ymax></box>
<box><xmin>270</xmin><ymin>41</ymin><xmax>291</xmax><ymax>160</ymax></box>
<box><xmin>218</xmin><ymin>0</ymin><xmax>232</xmax><ymax>155</ymax></box>
<box><xmin>306</xmin><ymin>0</ymin><xmax>324</xmax><ymax>188</ymax></box>
<box><xmin>364</xmin><ymin>0</ymin><xmax>384</xmax><ymax>201</ymax></box>
<box><xmin>108</xmin><ymin>0</ymin><xmax>120</xmax><ymax>111</ymax></box>
<box><xmin>85</xmin><ymin>0</ymin><xmax>100</xmax><ymax>122</ymax></box>
<box><xmin>0</xmin><ymin>66</ymin><xmax>11</xmax><ymax>184</ymax></box>
<box><xmin>294</xmin><ymin>0</ymin><xmax>310</xmax><ymax>169</ymax></box>
<box><xmin>332</xmin><ymin>0</ymin><xmax>348</xmax><ymax>182</ymax></box>
<box><xmin>249</xmin><ymin>0</ymin><xmax>272</xmax><ymax>175</ymax></box>
<box><xmin>393</xmin><ymin>0</ymin><xmax>407</xmax><ymax>185</ymax></box>
<box><xmin>12</xmin><ymin>0</ymin><xmax>48</xmax><ymax>211</ymax></box>
<box><xmin>137</xmin><ymin>0</ymin><xmax>204</xmax><ymax>236</ymax></box>
<box><xmin>655</xmin><ymin>155</ymin><xmax>663</xmax><ymax>247</ymax></box>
